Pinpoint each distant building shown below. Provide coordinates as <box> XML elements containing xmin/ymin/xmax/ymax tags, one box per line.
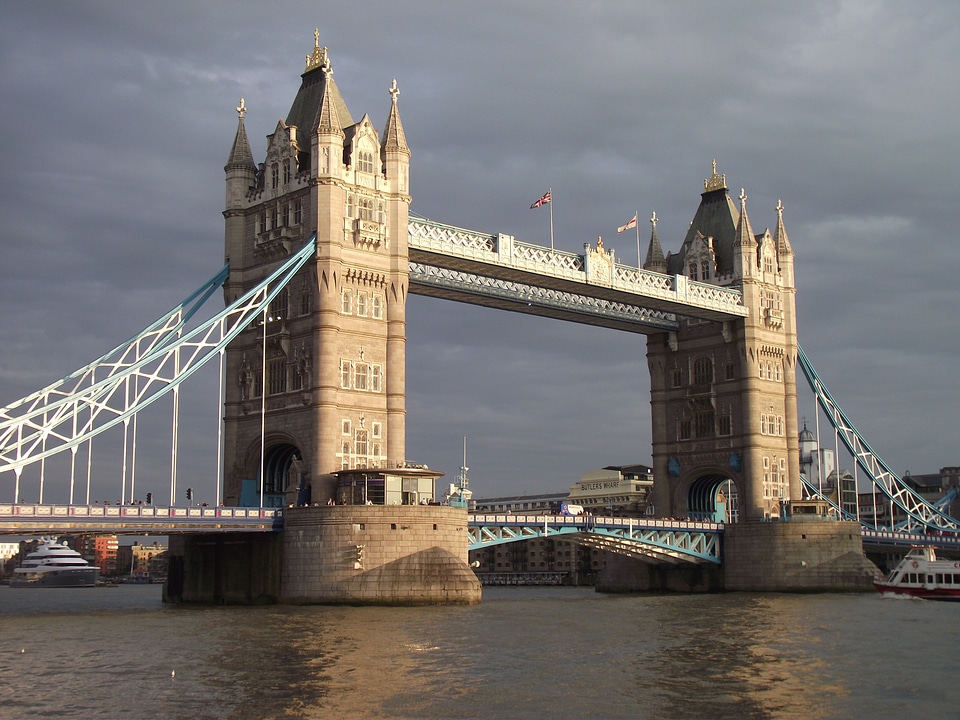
<box><xmin>117</xmin><ymin>541</ymin><xmax>168</xmax><ymax>578</ymax></box>
<box><xmin>567</xmin><ymin>464</ymin><xmax>654</xmax><ymax>517</ymax></box>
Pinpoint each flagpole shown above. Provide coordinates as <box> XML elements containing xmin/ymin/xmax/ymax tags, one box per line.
<box><xmin>635</xmin><ymin>208</ymin><xmax>641</xmax><ymax>269</ymax></box>
<box><xmin>549</xmin><ymin>187</ymin><xmax>555</xmax><ymax>250</ymax></box>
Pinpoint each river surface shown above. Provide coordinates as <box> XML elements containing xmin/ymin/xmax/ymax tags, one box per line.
<box><xmin>0</xmin><ymin>584</ymin><xmax>957</xmax><ymax>719</ymax></box>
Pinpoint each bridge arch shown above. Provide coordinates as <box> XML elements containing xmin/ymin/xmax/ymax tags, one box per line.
<box><xmin>238</xmin><ymin>435</ymin><xmax>307</xmax><ymax>508</ymax></box>
<box><xmin>686</xmin><ymin>473</ymin><xmax>737</xmax><ymax>523</ymax></box>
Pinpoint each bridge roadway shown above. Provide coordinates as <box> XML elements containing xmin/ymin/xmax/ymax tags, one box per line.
<box><xmin>0</xmin><ymin>503</ymin><xmax>282</xmax><ymax>535</ymax></box>
<box><xmin>3</xmin><ymin>505</ymin><xmax>957</xmax><ymax>560</ymax></box>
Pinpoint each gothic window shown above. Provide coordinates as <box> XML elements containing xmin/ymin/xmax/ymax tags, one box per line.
<box><xmin>688</xmin><ymin>263</ymin><xmax>698</xmax><ymax>281</ymax></box>
<box><xmin>294</xmin><ymin>199</ymin><xmax>302</xmax><ymax>225</ymax></box>
<box><xmin>358</xmin><ymin>196</ymin><xmax>376</xmax><ymax>221</ymax></box>
<box><xmin>764</xmin><ymin>255</ymin><xmax>774</xmax><ymax>273</ymax></box>
<box><xmin>701</xmin><ymin>260</ymin><xmax>710</xmax><ymax>281</ymax></box>
<box><xmin>671</xmin><ymin>369</ymin><xmax>683</xmax><ymax>388</ymax></box>
<box><xmin>356</xmin><ymin>291</ymin><xmax>367</xmax><ymax>317</ymax></box>
<box><xmin>718</xmin><ymin>415</ymin><xmax>732</xmax><ymax>436</ymax></box>
<box><xmin>354</xmin><ymin>363</ymin><xmax>368</xmax><ymax>391</ymax></box>
<box><xmin>270</xmin><ymin>290</ymin><xmax>288</xmax><ymax>320</ymax></box>
<box><xmin>271</xmin><ymin>164</ymin><xmax>279</xmax><ymax>189</ymax></box>
<box><xmin>378</xmin><ymin>201</ymin><xmax>385</xmax><ymax>224</ymax></box>
<box><xmin>283</xmin><ymin>203</ymin><xmax>290</xmax><ymax>226</ymax></box>
<box><xmin>355</xmin><ymin>429</ymin><xmax>368</xmax><ymax>456</ymax></box>
<box><xmin>258</xmin><ymin>211</ymin><xmax>267</xmax><ymax>234</ymax></box>
<box><xmin>267</xmin><ymin>358</ymin><xmax>287</xmax><ymax>395</ymax></box>
<box><xmin>341</xmin><ymin>289</ymin><xmax>352</xmax><ymax>314</ymax></box>
<box><xmin>342</xmin><ymin>419</ymin><xmax>351</xmax><ymax>435</ymax></box>
<box><xmin>775</xmin><ymin>363</ymin><xmax>782</xmax><ymax>382</ymax></box>
<box><xmin>282</xmin><ymin>160</ymin><xmax>291</xmax><ymax>185</ymax></box>
<box><xmin>372</xmin><ymin>422</ymin><xmax>382</xmax><ymax>438</ymax></box>
<box><xmin>371</xmin><ymin>293</ymin><xmax>383</xmax><ymax>319</ymax></box>
<box><xmin>371</xmin><ymin>365</ymin><xmax>382</xmax><ymax>393</ymax></box>
<box><xmin>692</xmin><ymin>356</ymin><xmax>713</xmax><ymax>385</ymax></box>
<box><xmin>346</xmin><ymin>193</ymin><xmax>355</xmax><ymax>218</ymax></box>
<box><xmin>357</xmin><ymin>151</ymin><xmax>375</xmax><ymax>174</ymax></box>
<box><xmin>694</xmin><ymin>410</ymin><xmax>715</xmax><ymax>438</ymax></box>
<box><xmin>299</xmin><ymin>290</ymin><xmax>311</xmax><ymax>316</ymax></box>
<box><xmin>271</xmin><ymin>205</ymin><xmax>279</xmax><ymax>230</ymax></box>
<box><xmin>370</xmin><ymin>443</ymin><xmax>381</xmax><ymax>468</ymax></box>
<box><xmin>725</xmin><ymin>362</ymin><xmax>736</xmax><ymax>380</ymax></box>
<box><xmin>679</xmin><ymin>419</ymin><xmax>692</xmax><ymax>440</ymax></box>
<box><xmin>340</xmin><ymin>361</ymin><xmax>352</xmax><ymax>389</ymax></box>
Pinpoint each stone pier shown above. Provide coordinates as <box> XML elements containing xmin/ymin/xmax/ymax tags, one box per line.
<box><xmin>165</xmin><ymin>505</ymin><xmax>481</xmax><ymax>605</ymax></box>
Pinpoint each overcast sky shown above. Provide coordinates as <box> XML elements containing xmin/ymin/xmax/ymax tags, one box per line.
<box><xmin>2</xmin><ymin>1</ymin><xmax>958</xmax><ymax>504</ymax></box>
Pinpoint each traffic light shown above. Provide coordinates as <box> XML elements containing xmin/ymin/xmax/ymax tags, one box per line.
<box><xmin>146</xmin><ymin>492</ymin><xmax>152</xmax><ymax>504</ymax></box>
<box><xmin>186</xmin><ymin>487</ymin><xmax>193</xmax><ymax>501</ymax></box>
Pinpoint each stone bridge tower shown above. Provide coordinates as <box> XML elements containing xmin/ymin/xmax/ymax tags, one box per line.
<box><xmin>646</xmin><ymin>164</ymin><xmax>802</xmax><ymax>523</ymax></box>
<box><xmin>221</xmin><ymin>31</ymin><xmax>412</xmax><ymax>508</ymax></box>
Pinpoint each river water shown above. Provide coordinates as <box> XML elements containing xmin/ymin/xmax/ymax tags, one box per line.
<box><xmin>0</xmin><ymin>584</ymin><xmax>957</xmax><ymax>719</ymax></box>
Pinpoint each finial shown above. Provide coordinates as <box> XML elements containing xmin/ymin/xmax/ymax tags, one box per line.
<box><xmin>776</xmin><ymin>198</ymin><xmax>784</xmax><ymax>218</ymax></box>
<box><xmin>389</xmin><ymin>78</ymin><xmax>400</xmax><ymax>102</ymax></box>
<box><xmin>236</xmin><ymin>98</ymin><xmax>246</xmax><ymax>119</ymax></box>
<box><xmin>597</xmin><ymin>236</ymin><xmax>604</xmax><ymax>249</ymax></box>
<box><xmin>305</xmin><ymin>28</ymin><xmax>328</xmax><ymax>72</ymax></box>
<box><xmin>704</xmin><ymin>159</ymin><xmax>727</xmax><ymax>191</ymax></box>
<box><xmin>650</xmin><ymin>210</ymin><xmax>658</xmax><ymax>229</ymax></box>
<box><xmin>739</xmin><ymin>187</ymin><xmax>747</xmax><ymax>205</ymax></box>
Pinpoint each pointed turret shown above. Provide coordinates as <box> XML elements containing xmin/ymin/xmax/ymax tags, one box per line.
<box><xmin>669</xmin><ymin>161</ymin><xmax>740</xmax><ymax>277</ymax></box>
<box><xmin>732</xmin><ymin>187</ymin><xmax>757</xmax><ymax>278</ymax></box>
<box><xmin>381</xmin><ymin>78</ymin><xmax>409</xmax><ymax>155</ymax></box>
<box><xmin>313</xmin><ymin>64</ymin><xmax>345</xmax><ymax>137</ymax></box>
<box><xmin>381</xmin><ymin>78</ymin><xmax>410</xmax><ymax>194</ymax></box>
<box><xmin>225</xmin><ymin>98</ymin><xmax>256</xmax><ymax>174</ymax></box>
<box><xmin>224</xmin><ymin>98</ymin><xmax>256</xmax><ymax>303</ymax></box>
<box><xmin>643</xmin><ymin>211</ymin><xmax>668</xmax><ymax>273</ymax></box>
<box><xmin>773</xmin><ymin>198</ymin><xmax>795</xmax><ymax>286</ymax></box>
<box><xmin>774</xmin><ymin>199</ymin><xmax>793</xmax><ymax>258</ymax></box>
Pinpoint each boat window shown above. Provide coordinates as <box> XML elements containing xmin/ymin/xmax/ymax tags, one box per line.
<box><xmin>936</xmin><ymin>573</ymin><xmax>944</xmax><ymax>584</ymax></box>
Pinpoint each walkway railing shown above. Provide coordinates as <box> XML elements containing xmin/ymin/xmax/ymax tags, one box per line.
<box><xmin>0</xmin><ymin>503</ymin><xmax>282</xmax><ymax>534</ymax></box>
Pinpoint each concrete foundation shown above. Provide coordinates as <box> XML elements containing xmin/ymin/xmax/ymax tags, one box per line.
<box><xmin>723</xmin><ymin>519</ymin><xmax>879</xmax><ymax>592</ymax></box>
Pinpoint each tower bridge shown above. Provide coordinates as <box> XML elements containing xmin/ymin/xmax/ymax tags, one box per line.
<box><xmin>2</xmin><ymin>29</ymin><xmax>956</xmax><ymax>603</ymax></box>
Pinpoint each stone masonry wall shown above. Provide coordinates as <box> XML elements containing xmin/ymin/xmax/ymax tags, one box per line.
<box><xmin>723</xmin><ymin>519</ymin><xmax>879</xmax><ymax>591</ymax></box>
<box><xmin>281</xmin><ymin>505</ymin><xmax>481</xmax><ymax>605</ymax></box>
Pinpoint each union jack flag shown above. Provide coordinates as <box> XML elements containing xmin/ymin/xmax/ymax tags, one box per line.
<box><xmin>529</xmin><ymin>191</ymin><xmax>551</xmax><ymax>209</ymax></box>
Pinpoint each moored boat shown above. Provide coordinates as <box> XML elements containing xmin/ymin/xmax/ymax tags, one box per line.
<box><xmin>874</xmin><ymin>546</ymin><xmax>960</xmax><ymax>600</ymax></box>
<box><xmin>10</xmin><ymin>538</ymin><xmax>100</xmax><ymax>588</ymax></box>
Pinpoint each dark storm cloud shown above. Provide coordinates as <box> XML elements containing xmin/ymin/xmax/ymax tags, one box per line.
<box><xmin>1</xmin><ymin>1</ymin><xmax>958</xmax><ymax>503</ymax></box>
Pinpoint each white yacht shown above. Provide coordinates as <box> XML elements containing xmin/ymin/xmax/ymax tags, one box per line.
<box><xmin>10</xmin><ymin>538</ymin><xmax>100</xmax><ymax>588</ymax></box>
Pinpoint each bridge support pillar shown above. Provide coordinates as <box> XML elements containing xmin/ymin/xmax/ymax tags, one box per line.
<box><xmin>282</xmin><ymin>505</ymin><xmax>481</xmax><ymax>605</ymax></box>
<box><xmin>723</xmin><ymin>520</ymin><xmax>878</xmax><ymax>591</ymax></box>
<box><xmin>165</xmin><ymin>506</ymin><xmax>481</xmax><ymax>605</ymax></box>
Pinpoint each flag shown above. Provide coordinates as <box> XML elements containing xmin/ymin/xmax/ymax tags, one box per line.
<box><xmin>617</xmin><ymin>213</ymin><xmax>638</xmax><ymax>234</ymax></box>
<box><xmin>530</xmin><ymin>191</ymin><xmax>551</xmax><ymax>209</ymax></box>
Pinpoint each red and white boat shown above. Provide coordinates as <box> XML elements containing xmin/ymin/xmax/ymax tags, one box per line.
<box><xmin>874</xmin><ymin>546</ymin><xmax>960</xmax><ymax>600</ymax></box>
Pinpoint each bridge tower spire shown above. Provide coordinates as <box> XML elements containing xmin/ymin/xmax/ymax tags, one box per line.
<box><xmin>220</xmin><ymin>30</ymin><xmax>413</xmax><ymax>508</ymax></box>
<box><xmin>647</xmin><ymin>162</ymin><xmax>801</xmax><ymax>523</ymax></box>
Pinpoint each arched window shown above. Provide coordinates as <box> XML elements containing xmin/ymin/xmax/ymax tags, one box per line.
<box><xmin>692</xmin><ymin>356</ymin><xmax>713</xmax><ymax>385</ymax></box>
